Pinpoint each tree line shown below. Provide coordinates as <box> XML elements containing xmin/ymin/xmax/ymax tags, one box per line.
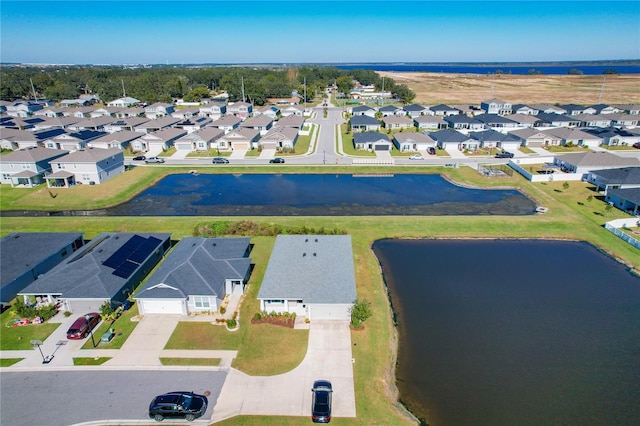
<box><xmin>0</xmin><ymin>65</ymin><xmax>415</xmax><ymax>105</ymax></box>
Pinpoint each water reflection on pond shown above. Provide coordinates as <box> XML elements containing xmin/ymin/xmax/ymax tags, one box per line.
<box><xmin>102</xmin><ymin>173</ymin><xmax>536</xmax><ymax>216</ymax></box>
<box><xmin>373</xmin><ymin>239</ymin><xmax>640</xmax><ymax>426</ymax></box>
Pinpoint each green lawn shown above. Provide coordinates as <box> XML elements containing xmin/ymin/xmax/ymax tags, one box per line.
<box><xmin>81</xmin><ymin>303</ymin><xmax>140</xmax><ymax>350</ymax></box>
<box><xmin>0</xmin><ymin>307</ymin><xmax>61</xmax><ymax>350</ymax></box>
<box><xmin>160</xmin><ymin>357</ymin><xmax>221</xmax><ymax>366</ymax></box>
<box><xmin>165</xmin><ymin>322</ymin><xmax>243</xmax><ymax>350</ymax></box>
<box><xmin>340</xmin><ymin>124</ymin><xmax>376</xmax><ymax>156</ymax></box>
<box><xmin>73</xmin><ymin>357</ymin><xmax>111</xmax><ymax>365</ymax></box>
<box><xmin>0</xmin><ymin>358</ymin><xmax>23</xmax><ymax>367</ymax></box>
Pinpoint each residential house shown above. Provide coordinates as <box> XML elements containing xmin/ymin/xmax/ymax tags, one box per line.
<box><xmin>19</xmin><ymin>232</ymin><xmax>171</xmax><ymax>313</ymax></box>
<box><xmin>116</xmin><ymin>107</ymin><xmax>144</xmax><ymax>118</ymax></box>
<box><xmin>227</xmin><ymin>101</ymin><xmax>252</xmax><ymax>118</ymax></box>
<box><xmin>536</xmin><ymin>112</ymin><xmax>580</xmax><ymax>127</ymax></box>
<box><xmin>414</xmin><ymin>115</ymin><xmax>446</xmax><ymax>130</ymax></box>
<box><xmin>393</xmin><ymin>132</ymin><xmax>436</xmax><ymax>152</ymax></box>
<box><xmin>134</xmin><ymin>116</ymin><xmax>181</xmax><ymax>134</ymax></box>
<box><xmin>573</xmin><ymin>113</ymin><xmax>612</xmax><ymax>128</ymax></box>
<box><xmin>136</xmin><ymin>128</ymin><xmax>187</xmax><ymax>153</ymax></box>
<box><xmin>586</xmin><ymin>167</ymin><xmax>640</xmax><ymax>195</ymax></box>
<box><xmin>403</xmin><ymin>103</ymin><xmax>429</xmax><ymax>118</ymax></box>
<box><xmin>266</xmin><ymin>96</ymin><xmax>299</xmax><ymax>105</ymax></box>
<box><xmin>0</xmin><ymin>147</ymin><xmax>68</xmax><ymax>187</ymax></box>
<box><xmin>353</xmin><ymin>131</ymin><xmax>391</xmax><ymax>151</ymax></box>
<box><xmin>135</xmin><ymin>237</ymin><xmax>252</xmax><ymax>315</ymax></box>
<box><xmin>88</xmin><ymin>130</ymin><xmax>143</xmax><ymax>150</ymax></box>
<box><xmin>0</xmin><ymin>116</ymin><xmax>44</xmax><ymax>131</ymax></box>
<box><xmin>443</xmin><ymin>115</ymin><xmax>485</xmax><ymax>131</ymax></box>
<box><xmin>511</xmin><ymin>104</ymin><xmax>539</xmax><ymax>115</ymax></box>
<box><xmin>480</xmin><ymin>98</ymin><xmax>512</xmax><ymax>115</ymax></box>
<box><xmin>453</xmin><ymin>104</ymin><xmax>483</xmax><ymax>116</ymax></box>
<box><xmin>144</xmin><ymin>102</ymin><xmax>175</xmax><ymax>119</ymax></box>
<box><xmin>582</xmin><ymin>127</ymin><xmax>640</xmax><ymax>147</ymax></box>
<box><xmin>60</xmin><ymin>99</ymin><xmax>92</xmax><ymax>108</ymax></box>
<box><xmin>107</xmin><ymin>97</ymin><xmax>141</xmax><ymax>108</ymax></box>
<box><xmin>259</xmin><ymin>127</ymin><xmax>299</xmax><ymax>150</ymax></box>
<box><xmin>103</xmin><ymin>117</ymin><xmax>150</xmax><ymax>133</ymax></box>
<box><xmin>350</xmin><ymin>115</ymin><xmax>381</xmax><ymax>132</ymax></box>
<box><xmin>382</xmin><ymin>115</ymin><xmax>414</xmax><ymax>130</ymax></box>
<box><xmin>217</xmin><ymin>127</ymin><xmax>260</xmax><ymax>151</ymax></box>
<box><xmin>529</xmin><ymin>104</ymin><xmax>566</xmax><ymax>115</ymax></box>
<box><xmin>239</xmin><ymin>115</ymin><xmax>274</xmax><ymax>135</ymax></box>
<box><xmin>36</xmin><ymin>107</ymin><xmax>68</xmax><ymax>117</ymax></box>
<box><xmin>590</xmin><ymin>104</ymin><xmax>620</xmax><ymax>115</ymax></box>
<box><xmin>469</xmin><ymin>129</ymin><xmax>522</xmax><ymax>151</ymax></box>
<box><xmin>32</xmin><ymin>116</ymin><xmax>83</xmax><ymax>131</ymax></box>
<box><xmin>273</xmin><ymin>114</ymin><xmax>305</xmax><ymax>129</ymax></box>
<box><xmin>607</xmin><ymin>113</ymin><xmax>640</xmax><ymax>128</ymax></box>
<box><xmin>175</xmin><ymin>116</ymin><xmax>213</xmax><ymax>134</ymax></box>
<box><xmin>1</xmin><ymin>128</ymin><xmax>66</xmax><ymax>150</ymax></box>
<box><xmin>90</xmin><ymin>107</ymin><xmax>122</xmax><ymax>118</ymax></box>
<box><xmin>1</xmin><ymin>232</ymin><xmax>85</xmax><ymax>306</ymax></box>
<box><xmin>45</xmin><ymin>130</ymin><xmax>106</xmax><ymax>151</ymax></box>
<box><xmin>617</xmin><ymin>104</ymin><xmax>640</xmax><ymax>115</ymax></box>
<box><xmin>46</xmin><ymin>147</ymin><xmax>124</xmax><ymax>187</ymax></box>
<box><xmin>280</xmin><ymin>105</ymin><xmax>305</xmax><ymax>117</ymax></box>
<box><xmin>503</xmin><ymin>114</ymin><xmax>542</xmax><ymax>128</ymax></box>
<box><xmin>605</xmin><ymin>187</ymin><xmax>640</xmax><ymax>216</ymax></box>
<box><xmin>174</xmin><ymin>127</ymin><xmax>224</xmax><ymax>153</ymax></box>
<box><xmin>429</xmin><ymin>129</ymin><xmax>478</xmax><ymax>151</ymax></box>
<box><xmin>254</xmin><ymin>105</ymin><xmax>280</xmax><ymax>120</ymax></box>
<box><xmin>351</xmin><ymin>105</ymin><xmax>377</xmax><ymax>117</ymax></box>
<box><xmin>67</xmin><ymin>115</ymin><xmax>116</xmax><ymax>132</ymax></box>
<box><xmin>509</xmin><ymin>128</ymin><xmax>560</xmax><ymax>148</ymax></box>
<box><xmin>553</xmin><ymin>151</ymin><xmax>640</xmax><ymax>175</ymax></box>
<box><xmin>378</xmin><ymin>105</ymin><xmax>403</xmax><ymax>117</ymax></box>
<box><xmin>429</xmin><ymin>104</ymin><xmax>460</xmax><ymax>116</ymax></box>
<box><xmin>474</xmin><ymin>113</ymin><xmax>519</xmax><ymax>130</ymax></box>
<box><xmin>257</xmin><ymin>235</ymin><xmax>356</xmax><ymax>321</ymax></box>
<box><xmin>6</xmin><ymin>101</ymin><xmax>43</xmax><ymax>117</ymax></box>
<box><xmin>199</xmin><ymin>101</ymin><xmax>227</xmax><ymax>119</ymax></box>
<box><xmin>210</xmin><ymin>115</ymin><xmax>242</xmax><ymax>133</ymax></box>
<box><xmin>70</xmin><ymin>107</ymin><xmax>96</xmax><ymax>118</ymax></box>
<box><xmin>171</xmin><ymin>107</ymin><xmax>200</xmax><ymax>120</ymax></box>
<box><xmin>543</xmin><ymin>127</ymin><xmax>602</xmax><ymax>148</ymax></box>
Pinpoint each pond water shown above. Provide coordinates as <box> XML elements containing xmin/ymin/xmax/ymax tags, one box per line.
<box><xmin>53</xmin><ymin>173</ymin><xmax>534</xmax><ymax>216</ymax></box>
<box><xmin>372</xmin><ymin>239</ymin><xmax>640</xmax><ymax>426</ymax></box>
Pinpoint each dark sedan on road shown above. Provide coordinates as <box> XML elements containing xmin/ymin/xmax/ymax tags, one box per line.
<box><xmin>495</xmin><ymin>151</ymin><xmax>514</xmax><ymax>158</ymax></box>
<box><xmin>269</xmin><ymin>157</ymin><xmax>285</xmax><ymax>164</ymax></box>
<box><xmin>212</xmin><ymin>157</ymin><xmax>229</xmax><ymax>164</ymax></box>
<box><xmin>66</xmin><ymin>313</ymin><xmax>100</xmax><ymax>340</ymax></box>
<box><xmin>132</xmin><ymin>155</ymin><xmax>146</xmax><ymax>161</ymax></box>
<box><xmin>149</xmin><ymin>391</ymin><xmax>208</xmax><ymax>422</ymax></box>
<box><xmin>311</xmin><ymin>380</ymin><xmax>333</xmax><ymax>423</ymax></box>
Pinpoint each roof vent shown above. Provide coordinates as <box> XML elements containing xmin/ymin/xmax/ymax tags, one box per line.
<box><xmin>303</xmin><ymin>253</ymin><xmax>306</xmax><ymax>257</ymax></box>
<box><xmin>315</xmin><ymin>238</ymin><xmax>318</xmax><ymax>243</ymax></box>
<box><xmin>313</xmin><ymin>252</ymin><xmax>316</xmax><ymax>257</ymax></box>
<box><xmin>305</xmin><ymin>238</ymin><xmax>308</xmax><ymax>242</ymax></box>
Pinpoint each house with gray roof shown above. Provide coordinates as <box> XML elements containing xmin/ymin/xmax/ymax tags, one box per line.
<box><xmin>46</xmin><ymin>147</ymin><xmax>124</xmax><ymax>187</ymax></box>
<box><xmin>616</xmin><ymin>104</ymin><xmax>640</xmax><ymax>115</ymax></box>
<box><xmin>443</xmin><ymin>114</ymin><xmax>485</xmax><ymax>131</ymax></box>
<box><xmin>543</xmin><ymin>127</ymin><xmax>602</xmax><ymax>148</ymax></box>
<box><xmin>429</xmin><ymin>129</ymin><xmax>478</xmax><ymax>151</ymax></box>
<box><xmin>280</xmin><ymin>105</ymin><xmax>305</xmax><ymax>117</ymax></box>
<box><xmin>137</xmin><ymin>127</ymin><xmax>187</xmax><ymax>153</ymax></box>
<box><xmin>273</xmin><ymin>114</ymin><xmax>305</xmax><ymax>129</ymax></box>
<box><xmin>605</xmin><ymin>187</ymin><xmax>640</xmax><ymax>216</ymax></box>
<box><xmin>257</xmin><ymin>235</ymin><xmax>356</xmax><ymax>321</ymax></box>
<box><xmin>558</xmin><ymin>104</ymin><xmax>595</xmax><ymax>115</ymax></box>
<box><xmin>503</xmin><ymin>113</ymin><xmax>542</xmax><ymax>128</ymax></box>
<box><xmin>217</xmin><ymin>127</ymin><xmax>260</xmax><ymax>151</ymax></box>
<box><xmin>379</xmin><ymin>105</ymin><xmax>403</xmax><ymax>117</ymax></box>
<box><xmin>469</xmin><ymin>129</ymin><xmax>522</xmax><ymax>151</ymax></box>
<box><xmin>474</xmin><ymin>113</ymin><xmax>519</xmax><ymax>130</ymax></box>
<box><xmin>511</xmin><ymin>104</ymin><xmax>539</xmax><ymax>115</ymax></box>
<box><xmin>175</xmin><ymin>116</ymin><xmax>213</xmax><ymax>133</ymax></box>
<box><xmin>586</xmin><ymin>167</ymin><xmax>640</xmax><ymax>195</ymax></box>
<box><xmin>1</xmin><ymin>233</ymin><xmax>84</xmax><ymax>306</ymax></box>
<box><xmin>239</xmin><ymin>114</ymin><xmax>274</xmax><ymax>135</ymax></box>
<box><xmin>572</xmin><ymin>113</ymin><xmax>612</xmax><ymax>128</ymax></box>
<box><xmin>403</xmin><ymin>103</ymin><xmax>429</xmax><ymax>118</ymax></box>
<box><xmin>582</xmin><ymin>127</ymin><xmax>640</xmax><ymax>147</ymax></box>
<box><xmin>590</xmin><ymin>104</ymin><xmax>620</xmax><ymax>115</ymax></box>
<box><xmin>508</xmin><ymin>128</ymin><xmax>559</xmax><ymax>148</ymax></box>
<box><xmin>259</xmin><ymin>127</ymin><xmax>299</xmax><ymax>150</ymax></box>
<box><xmin>536</xmin><ymin>112</ymin><xmax>581</xmax><ymax>128</ymax></box>
<box><xmin>414</xmin><ymin>115</ymin><xmax>446</xmax><ymax>130</ymax></box>
<box><xmin>227</xmin><ymin>101</ymin><xmax>252</xmax><ymax>118</ymax></box>
<box><xmin>144</xmin><ymin>102</ymin><xmax>175</xmax><ymax>119</ymax></box>
<box><xmin>67</xmin><ymin>115</ymin><xmax>116</xmax><ymax>132</ymax></box>
<box><xmin>107</xmin><ymin>97</ymin><xmax>141</xmax><ymax>108</ymax></box>
<box><xmin>135</xmin><ymin>237</ymin><xmax>252</xmax><ymax>315</ymax></box>
<box><xmin>89</xmin><ymin>130</ymin><xmax>142</xmax><ymax>150</ymax></box>
<box><xmin>382</xmin><ymin>115</ymin><xmax>414</xmax><ymax>130</ymax></box>
<box><xmin>349</xmin><ymin>115</ymin><xmax>381</xmax><ymax>132</ymax></box>
<box><xmin>32</xmin><ymin>116</ymin><xmax>82</xmax><ymax>131</ymax></box>
<box><xmin>480</xmin><ymin>98</ymin><xmax>512</xmax><ymax>115</ymax></box>
<box><xmin>46</xmin><ymin>130</ymin><xmax>107</xmax><ymax>151</ymax></box>
<box><xmin>351</xmin><ymin>105</ymin><xmax>377</xmax><ymax>117</ymax></box>
<box><xmin>0</xmin><ymin>147</ymin><xmax>69</xmax><ymax>187</ymax></box>
<box><xmin>175</xmin><ymin>127</ymin><xmax>224</xmax><ymax>152</ymax></box>
<box><xmin>199</xmin><ymin>101</ymin><xmax>227</xmax><ymax>119</ymax></box>
<box><xmin>254</xmin><ymin>105</ymin><xmax>280</xmax><ymax>120</ymax></box>
<box><xmin>134</xmin><ymin>116</ymin><xmax>181</xmax><ymax>134</ymax></box>
<box><xmin>103</xmin><ymin>117</ymin><xmax>150</xmax><ymax>133</ymax></box>
<box><xmin>607</xmin><ymin>113</ymin><xmax>640</xmax><ymax>128</ymax></box>
<box><xmin>19</xmin><ymin>232</ymin><xmax>170</xmax><ymax>313</ymax></box>
<box><xmin>211</xmin><ymin>115</ymin><xmax>242</xmax><ymax>133</ymax></box>
<box><xmin>429</xmin><ymin>104</ymin><xmax>461</xmax><ymax>116</ymax></box>
<box><xmin>553</xmin><ymin>152</ymin><xmax>640</xmax><ymax>175</ymax></box>
<box><xmin>353</xmin><ymin>131</ymin><xmax>391</xmax><ymax>151</ymax></box>
<box><xmin>393</xmin><ymin>132</ymin><xmax>436</xmax><ymax>152</ymax></box>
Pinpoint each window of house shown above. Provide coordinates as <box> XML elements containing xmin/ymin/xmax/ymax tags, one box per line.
<box><xmin>268</xmin><ymin>300</ymin><xmax>284</xmax><ymax>305</ymax></box>
<box><xmin>193</xmin><ymin>296</ymin><xmax>210</xmax><ymax>309</ymax></box>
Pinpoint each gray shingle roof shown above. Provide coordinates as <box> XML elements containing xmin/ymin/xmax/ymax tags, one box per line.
<box><xmin>136</xmin><ymin>237</ymin><xmax>252</xmax><ymax>300</ymax></box>
<box><xmin>258</xmin><ymin>235</ymin><xmax>356</xmax><ymax>304</ymax></box>
<box><xmin>589</xmin><ymin>167</ymin><xmax>640</xmax><ymax>185</ymax></box>
<box><xmin>607</xmin><ymin>187</ymin><xmax>640</xmax><ymax>204</ymax></box>
<box><xmin>429</xmin><ymin>129</ymin><xmax>472</xmax><ymax>143</ymax></box>
<box><xmin>0</xmin><ymin>147</ymin><xmax>68</xmax><ymax>163</ymax></box>
<box><xmin>349</xmin><ymin>115</ymin><xmax>380</xmax><ymax>126</ymax></box>
<box><xmin>559</xmin><ymin>152</ymin><xmax>640</xmax><ymax>168</ymax></box>
<box><xmin>55</xmin><ymin>147</ymin><xmax>123</xmax><ymax>163</ymax></box>
<box><xmin>353</xmin><ymin>131</ymin><xmax>390</xmax><ymax>144</ymax></box>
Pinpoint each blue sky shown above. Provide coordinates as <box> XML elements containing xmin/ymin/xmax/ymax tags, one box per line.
<box><xmin>1</xmin><ymin>1</ymin><xmax>639</xmax><ymax>64</ymax></box>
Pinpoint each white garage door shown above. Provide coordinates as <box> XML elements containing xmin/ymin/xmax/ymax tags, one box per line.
<box><xmin>309</xmin><ymin>304</ymin><xmax>351</xmax><ymax>321</ymax></box>
<box><xmin>139</xmin><ymin>299</ymin><xmax>185</xmax><ymax>315</ymax></box>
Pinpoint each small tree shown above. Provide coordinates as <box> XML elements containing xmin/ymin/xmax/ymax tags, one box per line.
<box><xmin>350</xmin><ymin>298</ymin><xmax>372</xmax><ymax>329</ymax></box>
<box><xmin>586</xmin><ymin>195</ymin><xmax>593</xmax><ymax>204</ymax></box>
<box><xmin>99</xmin><ymin>300</ymin><xmax>117</xmax><ymax>322</ymax></box>
<box><xmin>562</xmin><ymin>182</ymin><xmax>570</xmax><ymax>190</ymax></box>
<box><xmin>605</xmin><ymin>204</ymin><xmax>613</xmax><ymax>216</ymax></box>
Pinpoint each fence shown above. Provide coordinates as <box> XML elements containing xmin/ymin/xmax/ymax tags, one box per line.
<box><xmin>351</xmin><ymin>158</ymin><xmax>395</xmax><ymax>165</ymax></box>
<box><xmin>509</xmin><ymin>157</ymin><xmax>585</xmax><ymax>182</ymax></box>
<box><xmin>604</xmin><ymin>219</ymin><xmax>640</xmax><ymax>250</ymax></box>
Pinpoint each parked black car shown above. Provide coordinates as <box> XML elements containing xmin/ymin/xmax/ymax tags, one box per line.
<box><xmin>132</xmin><ymin>155</ymin><xmax>146</xmax><ymax>161</ymax></box>
<box><xmin>269</xmin><ymin>157</ymin><xmax>285</xmax><ymax>164</ymax></box>
<box><xmin>211</xmin><ymin>157</ymin><xmax>229</xmax><ymax>164</ymax></box>
<box><xmin>149</xmin><ymin>391</ymin><xmax>208</xmax><ymax>422</ymax></box>
<box><xmin>428</xmin><ymin>146</ymin><xmax>436</xmax><ymax>155</ymax></box>
<box><xmin>311</xmin><ymin>380</ymin><xmax>333</xmax><ymax>423</ymax></box>
<box><xmin>495</xmin><ymin>151</ymin><xmax>514</xmax><ymax>158</ymax></box>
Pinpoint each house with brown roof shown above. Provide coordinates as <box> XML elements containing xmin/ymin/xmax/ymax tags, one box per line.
<box><xmin>0</xmin><ymin>147</ymin><xmax>68</xmax><ymax>187</ymax></box>
<box><xmin>46</xmin><ymin>147</ymin><xmax>124</xmax><ymax>187</ymax></box>
<box><xmin>259</xmin><ymin>127</ymin><xmax>299</xmax><ymax>150</ymax></box>
<box><xmin>136</xmin><ymin>128</ymin><xmax>187</xmax><ymax>153</ymax></box>
<box><xmin>382</xmin><ymin>115</ymin><xmax>414</xmax><ymax>130</ymax></box>
<box><xmin>239</xmin><ymin>115</ymin><xmax>274</xmax><ymax>135</ymax></box>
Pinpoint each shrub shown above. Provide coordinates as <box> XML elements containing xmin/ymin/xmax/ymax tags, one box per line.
<box><xmin>64</xmin><ymin>311</ymin><xmax>72</xmax><ymax>317</ymax></box>
<box><xmin>253</xmin><ymin>312</ymin><xmax>262</xmax><ymax>321</ymax></box>
<box><xmin>226</xmin><ymin>319</ymin><xmax>237</xmax><ymax>328</ymax></box>
<box><xmin>219</xmin><ymin>306</ymin><xmax>226</xmax><ymax>315</ymax></box>
<box><xmin>350</xmin><ymin>298</ymin><xmax>372</xmax><ymax>329</ymax></box>
<box><xmin>13</xmin><ymin>298</ymin><xmax>58</xmax><ymax>321</ymax></box>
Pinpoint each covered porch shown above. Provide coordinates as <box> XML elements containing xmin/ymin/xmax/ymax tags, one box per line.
<box><xmin>8</xmin><ymin>170</ymin><xmax>43</xmax><ymax>188</ymax></box>
<box><xmin>45</xmin><ymin>170</ymin><xmax>76</xmax><ymax>188</ymax></box>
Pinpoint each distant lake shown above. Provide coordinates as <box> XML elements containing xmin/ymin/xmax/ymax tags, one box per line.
<box><xmin>101</xmin><ymin>173</ymin><xmax>535</xmax><ymax>216</ymax></box>
<box><xmin>336</xmin><ymin>63</ymin><xmax>640</xmax><ymax>75</ymax></box>
<box><xmin>373</xmin><ymin>239</ymin><xmax>640</xmax><ymax>426</ymax></box>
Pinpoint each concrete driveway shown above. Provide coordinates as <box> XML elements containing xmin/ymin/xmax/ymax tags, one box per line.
<box><xmin>211</xmin><ymin>320</ymin><xmax>356</xmax><ymax>422</ymax></box>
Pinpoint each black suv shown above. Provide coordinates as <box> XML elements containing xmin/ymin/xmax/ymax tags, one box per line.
<box><xmin>495</xmin><ymin>151</ymin><xmax>514</xmax><ymax>158</ymax></box>
<box><xmin>311</xmin><ymin>380</ymin><xmax>333</xmax><ymax>423</ymax></box>
<box><xmin>211</xmin><ymin>157</ymin><xmax>229</xmax><ymax>164</ymax></box>
<box><xmin>148</xmin><ymin>391</ymin><xmax>208</xmax><ymax>422</ymax></box>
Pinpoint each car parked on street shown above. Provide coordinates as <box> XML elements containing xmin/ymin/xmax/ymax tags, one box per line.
<box><xmin>311</xmin><ymin>380</ymin><xmax>333</xmax><ymax>423</ymax></box>
<box><xmin>66</xmin><ymin>312</ymin><xmax>100</xmax><ymax>340</ymax></box>
<box><xmin>495</xmin><ymin>151</ymin><xmax>514</xmax><ymax>158</ymax></box>
<box><xmin>149</xmin><ymin>391</ymin><xmax>208</xmax><ymax>422</ymax></box>
<box><xmin>409</xmin><ymin>154</ymin><xmax>424</xmax><ymax>160</ymax></box>
<box><xmin>633</xmin><ymin>142</ymin><xmax>640</xmax><ymax>149</ymax></box>
<box><xmin>428</xmin><ymin>146</ymin><xmax>436</xmax><ymax>155</ymax></box>
<box><xmin>211</xmin><ymin>157</ymin><xmax>229</xmax><ymax>164</ymax></box>
<box><xmin>132</xmin><ymin>155</ymin><xmax>146</xmax><ymax>161</ymax></box>
<box><xmin>269</xmin><ymin>157</ymin><xmax>285</xmax><ymax>164</ymax></box>
<box><xmin>145</xmin><ymin>156</ymin><xmax>165</xmax><ymax>164</ymax></box>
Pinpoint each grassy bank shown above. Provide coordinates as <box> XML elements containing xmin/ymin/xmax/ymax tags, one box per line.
<box><xmin>1</xmin><ymin>166</ymin><xmax>638</xmax><ymax>425</ymax></box>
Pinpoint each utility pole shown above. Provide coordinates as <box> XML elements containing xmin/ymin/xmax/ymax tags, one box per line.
<box><xmin>30</xmin><ymin>78</ymin><xmax>38</xmax><ymax>102</ymax></box>
<box><xmin>122</xmin><ymin>79</ymin><xmax>126</xmax><ymax>97</ymax></box>
<box><xmin>304</xmin><ymin>77</ymin><xmax>307</xmax><ymax>110</ymax></box>
<box><xmin>241</xmin><ymin>76</ymin><xmax>245</xmax><ymax>103</ymax></box>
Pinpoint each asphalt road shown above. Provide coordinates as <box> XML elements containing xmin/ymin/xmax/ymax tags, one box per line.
<box><xmin>0</xmin><ymin>369</ymin><xmax>227</xmax><ymax>426</ymax></box>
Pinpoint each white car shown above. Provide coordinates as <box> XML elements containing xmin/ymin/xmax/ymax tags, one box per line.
<box><xmin>409</xmin><ymin>154</ymin><xmax>424</xmax><ymax>160</ymax></box>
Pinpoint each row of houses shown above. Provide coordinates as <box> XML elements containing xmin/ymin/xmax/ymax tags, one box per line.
<box><xmin>2</xmin><ymin>232</ymin><xmax>357</xmax><ymax>321</ymax></box>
